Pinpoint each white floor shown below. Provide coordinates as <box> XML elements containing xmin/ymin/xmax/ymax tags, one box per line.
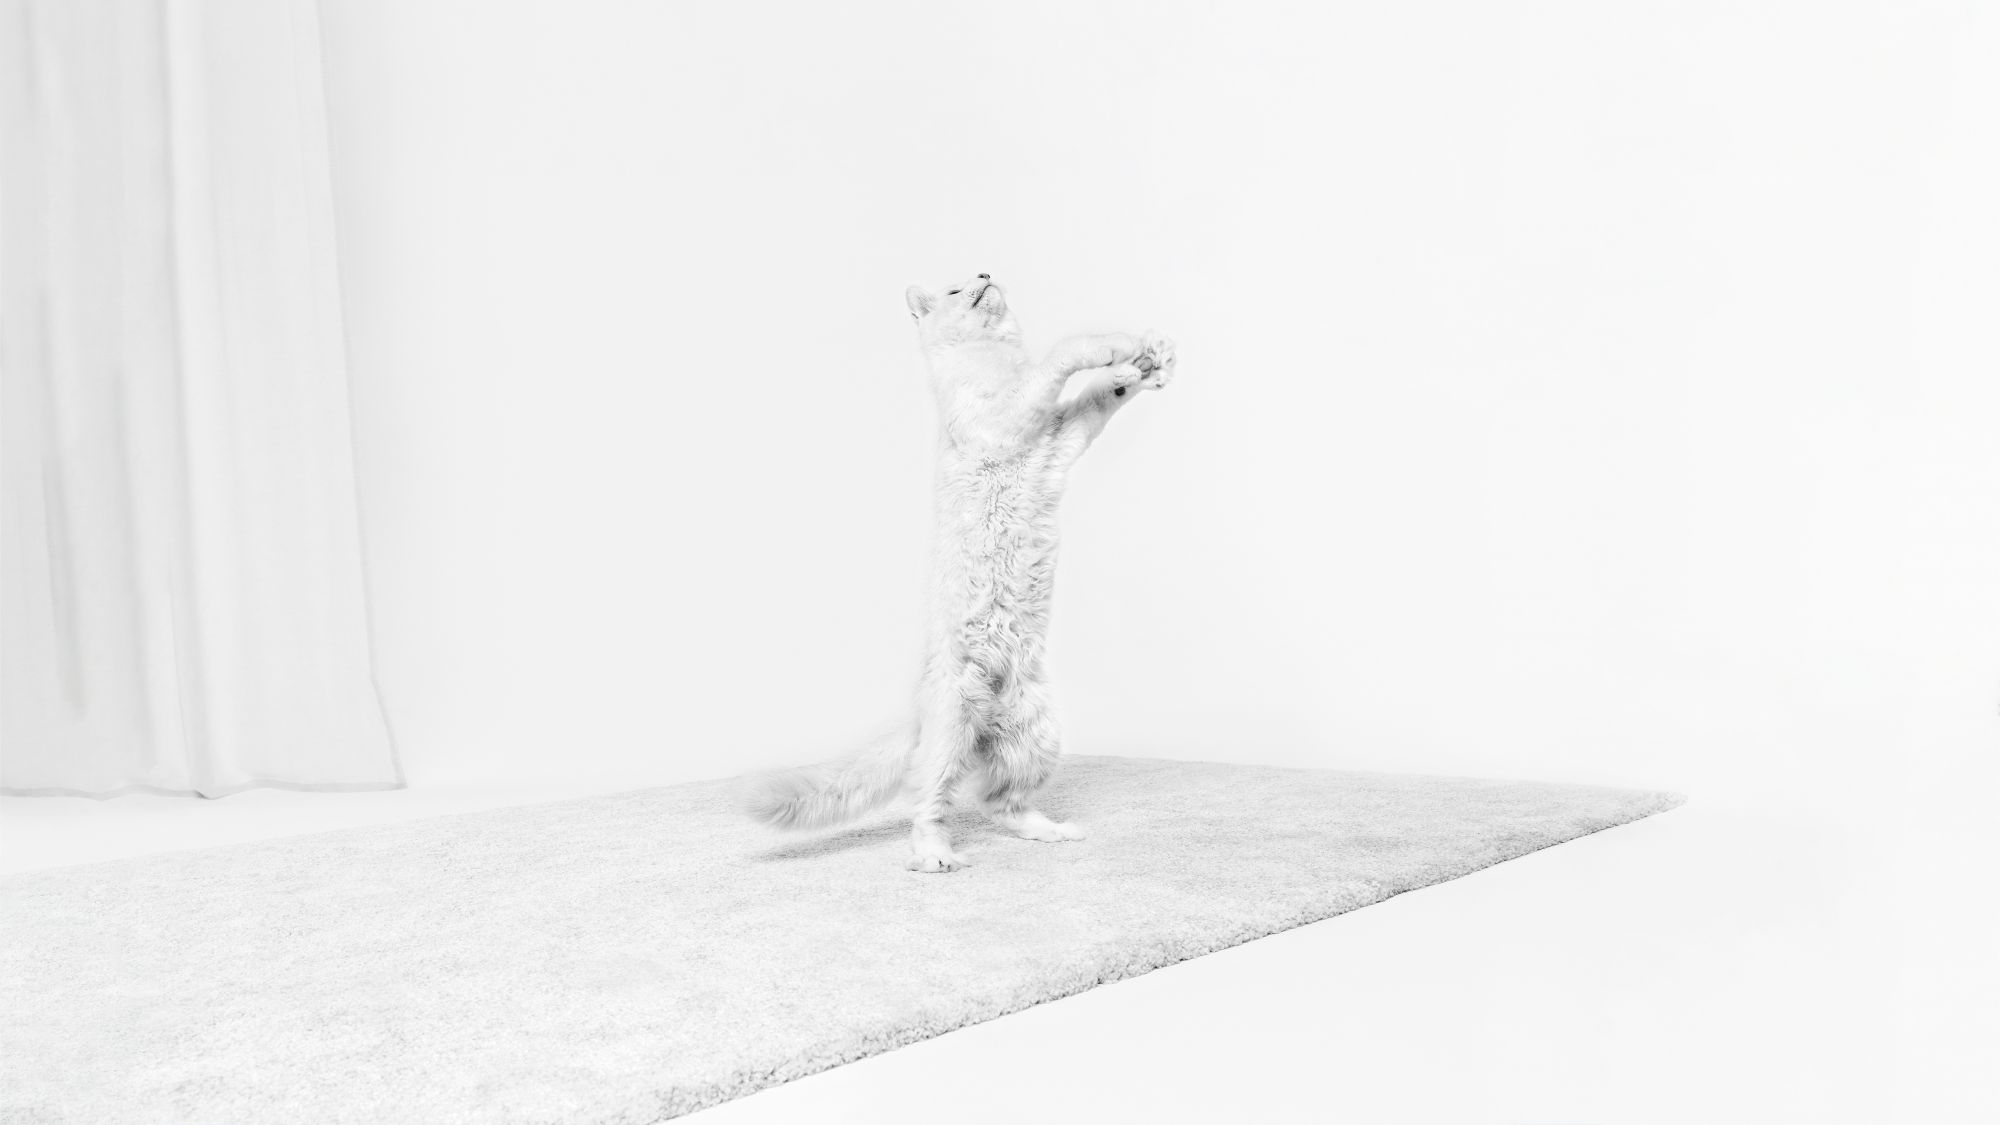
<box><xmin>4</xmin><ymin>778</ymin><xmax>1995</xmax><ymax>1124</ymax></box>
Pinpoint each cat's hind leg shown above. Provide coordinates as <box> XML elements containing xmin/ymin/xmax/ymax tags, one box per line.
<box><xmin>979</xmin><ymin>693</ymin><xmax>1086</xmax><ymax>843</ymax></box>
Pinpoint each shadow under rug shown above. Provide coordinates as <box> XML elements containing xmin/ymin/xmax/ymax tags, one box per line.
<box><xmin>0</xmin><ymin>755</ymin><xmax>1682</xmax><ymax>1123</ymax></box>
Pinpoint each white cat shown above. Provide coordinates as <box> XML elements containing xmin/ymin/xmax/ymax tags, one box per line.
<box><xmin>746</xmin><ymin>275</ymin><xmax>1177</xmax><ymax>872</ymax></box>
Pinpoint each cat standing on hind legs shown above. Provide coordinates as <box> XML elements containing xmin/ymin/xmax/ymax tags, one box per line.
<box><xmin>744</xmin><ymin>274</ymin><xmax>1178</xmax><ymax>872</ymax></box>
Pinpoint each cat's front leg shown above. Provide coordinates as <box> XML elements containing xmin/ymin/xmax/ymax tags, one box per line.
<box><xmin>1055</xmin><ymin>331</ymin><xmax>1177</xmax><ymax>410</ymax></box>
<box><xmin>1041</xmin><ymin>333</ymin><xmax>1144</xmax><ymax>380</ymax></box>
<box><xmin>1044</xmin><ymin>331</ymin><xmax>1178</xmax><ymax>462</ymax></box>
<box><xmin>1027</xmin><ymin>333</ymin><xmax>1144</xmax><ymax>414</ymax></box>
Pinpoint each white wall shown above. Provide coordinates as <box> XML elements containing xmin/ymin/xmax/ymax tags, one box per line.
<box><xmin>318</xmin><ymin>1</ymin><xmax>1998</xmax><ymax>828</ymax></box>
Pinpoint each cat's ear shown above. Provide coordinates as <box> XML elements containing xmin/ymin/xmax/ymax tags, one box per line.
<box><xmin>904</xmin><ymin>286</ymin><xmax>935</xmax><ymax>320</ymax></box>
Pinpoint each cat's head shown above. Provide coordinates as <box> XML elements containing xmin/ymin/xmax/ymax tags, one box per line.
<box><xmin>905</xmin><ymin>274</ymin><xmax>1022</xmax><ymax>350</ymax></box>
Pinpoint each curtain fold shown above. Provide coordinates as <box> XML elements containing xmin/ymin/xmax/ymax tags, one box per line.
<box><xmin>1</xmin><ymin>0</ymin><xmax>401</xmax><ymax>797</ymax></box>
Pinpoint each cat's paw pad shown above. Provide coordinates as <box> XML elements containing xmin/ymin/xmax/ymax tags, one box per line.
<box><xmin>1135</xmin><ymin>332</ymin><xmax>1177</xmax><ymax>389</ymax></box>
<box><xmin>1107</xmin><ymin>362</ymin><xmax>1144</xmax><ymax>396</ymax></box>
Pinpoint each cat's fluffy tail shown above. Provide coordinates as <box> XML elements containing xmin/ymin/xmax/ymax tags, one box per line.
<box><xmin>742</xmin><ymin>723</ymin><xmax>914</xmax><ymax>831</ymax></box>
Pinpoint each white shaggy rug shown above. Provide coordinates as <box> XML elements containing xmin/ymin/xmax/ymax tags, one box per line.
<box><xmin>0</xmin><ymin>756</ymin><xmax>1681</xmax><ymax>1123</ymax></box>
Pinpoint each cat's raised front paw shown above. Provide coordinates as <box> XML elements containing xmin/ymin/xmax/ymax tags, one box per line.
<box><xmin>1135</xmin><ymin>331</ymin><xmax>1177</xmax><ymax>390</ymax></box>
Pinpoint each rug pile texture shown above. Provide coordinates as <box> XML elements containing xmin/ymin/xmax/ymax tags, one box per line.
<box><xmin>0</xmin><ymin>755</ymin><xmax>1681</xmax><ymax>1122</ymax></box>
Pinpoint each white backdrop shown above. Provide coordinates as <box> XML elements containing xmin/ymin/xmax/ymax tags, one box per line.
<box><xmin>317</xmin><ymin>0</ymin><xmax>1998</xmax><ymax>836</ymax></box>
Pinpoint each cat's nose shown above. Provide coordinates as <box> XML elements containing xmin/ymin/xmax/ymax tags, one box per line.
<box><xmin>977</xmin><ymin>274</ymin><xmax>990</xmax><ymax>280</ymax></box>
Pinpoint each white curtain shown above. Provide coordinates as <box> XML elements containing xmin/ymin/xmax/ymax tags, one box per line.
<box><xmin>0</xmin><ymin>0</ymin><xmax>401</xmax><ymax>797</ymax></box>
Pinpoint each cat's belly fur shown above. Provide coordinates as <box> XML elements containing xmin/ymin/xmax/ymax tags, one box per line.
<box><xmin>925</xmin><ymin>449</ymin><xmax>1067</xmax><ymax>698</ymax></box>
